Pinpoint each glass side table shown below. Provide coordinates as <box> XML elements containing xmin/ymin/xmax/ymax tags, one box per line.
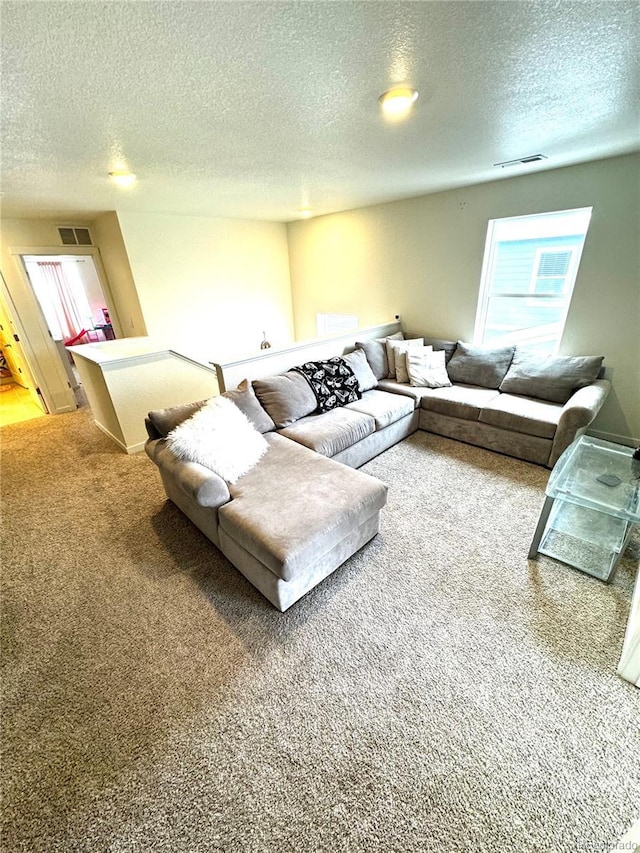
<box><xmin>528</xmin><ymin>436</ymin><xmax>640</xmax><ymax>582</ymax></box>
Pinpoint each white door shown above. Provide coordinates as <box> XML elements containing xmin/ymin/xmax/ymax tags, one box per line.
<box><xmin>0</xmin><ymin>300</ymin><xmax>47</xmax><ymax>411</ymax></box>
<box><xmin>0</xmin><ymin>267</ymin><xmax>76</xmax><ymax>414</ymax></box>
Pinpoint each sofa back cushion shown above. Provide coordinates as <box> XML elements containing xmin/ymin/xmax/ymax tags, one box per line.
<box><xmin>148</xmin><ymin>399</ymin><xmax>208</xmax><ymax>438</ymax></box>
<box><xmin>223</xmin><ymin>379</ymin><xmax>275</xmax><ymax>433</ymax></box>
<box><xmin>341</xmin><ymin>348</ymin><xmax>378</xmax><ymax>392</ymax></box>
<box><xmin>355</xmin><ymin>332</ymin><xmax>404</xmax><ymax>380</ymax></box>
<box><xmin>293</xmin><ymin>358</ymin><xmax>360</xmax><ymax>412</ymax></box>
<box><xmin>499</xmin><ymin>352</ymin><xmax>604</xmax><ymax>404</ymax></box>
<box><xmin>252</xmin><ymin>371</ymin><xmax>317</xmax><ymax>428</ymax></box>
<box><xmin>447</xmin><ymin>341</ymin><xmax>516</xmax><ymax>389</ymax></box>
<box><xmin>422</xmin><ymin>337</ymin><xmax>458</xmax><ymax>364</ymax></box>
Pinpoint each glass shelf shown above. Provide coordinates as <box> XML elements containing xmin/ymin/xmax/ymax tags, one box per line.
<box><xmin>547</xmin><ymin>436</ymin><xmax>640</xmax><ymax>522</ymax></box>
<box><xmin>538</xmin><ymin>501</ymin><xmax>632</xmax><ymax>581</ymax></box>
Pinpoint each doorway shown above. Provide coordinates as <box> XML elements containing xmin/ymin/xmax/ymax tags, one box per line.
<box><xmin>3</xmin><ymin>245</ymin><xmax>120</xmax><ymax>417</ymax></box>
<box><xmin>22</xmin><ymin>255</ymin><xmax>116</xmax><ymax>345</ymax></box>
<box><xmin>0</xmin><ymin>292</ymin><xmax>47</xmax><ymax>426</ymax></box>
<box><xmin>20</xmin><ymin>255</ymin><xmax>117</xmax><ymax>407</ymax></box>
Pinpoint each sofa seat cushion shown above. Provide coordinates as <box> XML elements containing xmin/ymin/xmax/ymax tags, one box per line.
<box><xmin>344</xmin><ymin>389</ymin><xmax>415</xmax><ymax>429</ymax></box>
<box><xmin>278</xmin><ymin>407</ymin><xmax>375</xmax><ymax>457</ymax></box>
<box><xmin>420</xmin><ymin>384</ymin><xmax>501</xmax><ymax>421</ymax></box>
<box><xmin>479</xmin><ymin>393</ymin><xmax>563</xmax><ymax>439</ymax></box>
<box><xmin>219</xmin><ymin>434</ymin><xmax>387</xmax><ymax>582</ymax></box>
<box><xmin>376</xmin><ymin>378</ymin><xmax>437</xmax><ymax>404</ymax></box>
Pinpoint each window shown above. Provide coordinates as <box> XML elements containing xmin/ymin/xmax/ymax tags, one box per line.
<box><xmin>530</xmin><ymin>248</ymin><xmax>574</xmax><ymax>295</ymax></box>
<box><xmin>316</xmin><ymin>313</ymin><xmax>359</xmax><ymax>336</ymax></box>
<box><xmin>474</xmin><ymin>208</ymin><xmax>592</xmax><ymax>356</ymax></box>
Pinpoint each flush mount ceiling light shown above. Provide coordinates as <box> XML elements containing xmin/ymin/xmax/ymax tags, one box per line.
<box><xmin>298</xmin><ymin>208</ymin><xmax>313</xmax><ymax>219</ymax></box>
<box><xmin>378</xmin><ymin>87</ymin><xmax>419</xmax><ymax>119</ymax></box>
<box><xmin>108</xmin><ymin>170</ymin><xmax>136</xmax><ymax>188</ymax></box>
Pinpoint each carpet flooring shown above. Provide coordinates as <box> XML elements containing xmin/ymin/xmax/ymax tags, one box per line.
<box><xmin>1</xmin><ymin>406</ymin><xmax>639</xmax><ymax>853</ymax></box>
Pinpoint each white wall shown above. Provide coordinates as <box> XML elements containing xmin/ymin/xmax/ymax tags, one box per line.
<box><xmin>287</xmin><ymin>154</ymin><xmax>640</xmax><ymax>442</ymax></box>
<box><xmin>115</xmin><ymin>211</ymin><xmax>294</xmax><ymax>365</ymax></box>
<box><xmin>74</xmin><ymin>259</ymin><xmax>104</xmax><ymax>325</ymax></box>
<box><xmin>91</xmin><ymin>212</ymin><xmax>147</xmax><ymax>337</ymax></box>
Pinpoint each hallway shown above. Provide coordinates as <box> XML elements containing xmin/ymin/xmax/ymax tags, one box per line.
<box><xmin>0</xmin><ymin>384</ymin><xmax>46</xmax><ymax>427</ymax></box>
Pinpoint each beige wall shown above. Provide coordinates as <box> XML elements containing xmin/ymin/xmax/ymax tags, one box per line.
<box><xmin>91</xmin><ymin>212</ymin><xmax>147</xmax><ymax>336</ymax></box>
<box><xmin>287</xmin><ymin>154</ymin><xmax>640</xmax><ymax>441</ymax></box>
<box><xmin>115</xmin><ymin>211</ymin><xmax>294</xmax><ymax>363</ymax></box>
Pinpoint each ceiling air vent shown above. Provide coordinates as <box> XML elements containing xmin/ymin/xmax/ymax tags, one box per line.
<box><xmin>493</xmin><ymin>154</ymin><xmax>548</xmax><ymax>168</ymax></box>
<box><xmin>58</xmin><ymin>226</ymin><xmax>93</xmax><ymax>246</ymax></box>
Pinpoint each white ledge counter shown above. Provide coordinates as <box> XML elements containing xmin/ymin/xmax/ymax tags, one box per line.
<box><xmin>68</xmin><ymin>337</ymin><xmax>219</xmax><ymax>453</ymax></box>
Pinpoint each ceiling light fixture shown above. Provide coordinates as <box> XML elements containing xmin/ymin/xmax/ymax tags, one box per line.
<box><xmin>298</xmin><ymin>208</ymin><xmax>313</xmax><ymax>219</ymax></box>
<box><xmin>108</xmin><ymin>170</ymin><xmax>136</xmax><ymax>188</ymax></box>
<box><xmin>378</xmin><ymin>87</ymin><xmax>419</xmax><ymax>119</ymax></box>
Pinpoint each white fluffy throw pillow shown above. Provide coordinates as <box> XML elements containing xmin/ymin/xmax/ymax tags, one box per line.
<box><xmin>407</xmin><ymin>348</ymin><xmax>452</xmax><ymax>388</ymax></box>
<box><xmin>167</xmin><ymin>396</ymin><xmax>268</xmax><ymax>483</ymax></box>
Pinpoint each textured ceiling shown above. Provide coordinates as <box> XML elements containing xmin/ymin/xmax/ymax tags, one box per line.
<box><xmin>1</xmin><ymin>1</ymin><xmax>639</xmax><ymax>222</ymax></box>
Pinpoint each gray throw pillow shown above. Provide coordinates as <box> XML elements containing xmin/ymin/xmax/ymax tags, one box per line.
<box><xmin>148</xmin><ymin>399</ymin><xmax>209</xmax><ymax>438</ymax></box>
<box><xmin>423</xmin><ymin>337</ymin><xmax>458</xmax><ymax>364</ymax></box>
<box><xmin>355</xmin><ymin>332</ymin><xmax>404</xmax><ymax>380</ymax></box>
<box><xmin>341</xmin><ymin>348</ymin><xmax>378</xmax><ymax>392</ymax></box>
<box><xmin>252</xmin><ymin>371</ymin><xmax>317</xmax><ymax>428</ymax></box>
<box><xmin>223</xmin><ymin>378</ymin><xmax>275</xmax><ymax>433</ymax></box>
<box><xmin>447</xmin><ymin>341</ymin><xmax>516</xmax><ymax>389</ymax></box>
<box><xmin>499</xmin><ymin>352</ymin><xmax>605</xmax><ymax>404</ymax></box>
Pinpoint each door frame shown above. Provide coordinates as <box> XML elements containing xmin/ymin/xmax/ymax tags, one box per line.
<box><xmin>11</xmin><ymin>245</ymin><xmax>122</xmax><ymax>338</ymax></box>
<box><xmin>5</xmin><ymin>245</ymin><xmax>122</xmax><ymax>415</ymax></box>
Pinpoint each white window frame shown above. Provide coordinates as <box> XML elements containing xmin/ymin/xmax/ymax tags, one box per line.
<box><xmin>473</xmin><ymin>208</ymin><xmax>592</xmax><ymax>356</ymax></box>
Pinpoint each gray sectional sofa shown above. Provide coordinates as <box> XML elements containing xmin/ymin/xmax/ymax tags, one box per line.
<box><xmin>145</xmin><ymin>331</ymin><xmax>610</xmax><ymax>610</ymax></box>
<box><xmin>373</xmin><ymin>335</ymin><xmax>611</xmax><ymax>468</ymax></box>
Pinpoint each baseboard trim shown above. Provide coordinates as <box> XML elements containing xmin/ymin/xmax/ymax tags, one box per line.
<box><xmin>587</xmin><ymin>428</ymin><xmax>639</xmax><ymax>448</ymax></box>
<box><xmin>125</xmin><ymin>440</ymin><xmax>146</xmax><ymax>455</ymax></box>
<box><xmin>92</xmin><ymin>420</ymin><xmax>146</xmax><ymax>454</ymax></box>
<box><xmin>93</xmin><ymin>420</ymin><xmax>127</xmax><ymax>451</ymax></box>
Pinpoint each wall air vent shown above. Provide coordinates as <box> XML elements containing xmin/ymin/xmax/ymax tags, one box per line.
<box><xmin>58</xmin><ymin>226</ymin><xmax>93</xmax><ymax>246</ymax></box>
<box><xmin>493</xmin><ymin>154</ymin><xmax>548</xmax><ymax>168</ymax></box>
